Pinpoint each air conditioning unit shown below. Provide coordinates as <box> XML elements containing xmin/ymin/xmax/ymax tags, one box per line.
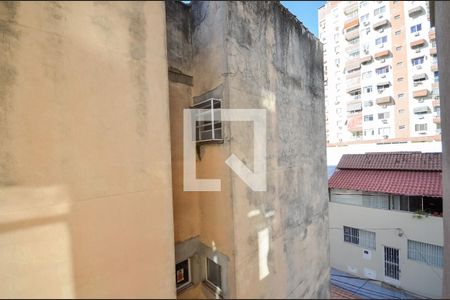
<box><xmin>383</xmin><ymin>135</ymin><xmax>389</xmax><ymax>139</ymax></box>
<box><xmin>416</xmin><ymin>65</ymin><xmax>423</xmax><ymax>69</ymax></box>
<box><xmin>381</xmin><ymin>59</ymin><xmax>386</xmax><ymax>63</ymax></box>
<box><xmin>379</xmin><ymin>15</ymin><xmax>383</xmax><ymax>19</ymax></box>
<box><xmin>415</xmin><ymin>32</ymin><xmax>420</xmax><ymax>37</ymax></box>
<box><xmin>379</xmin><ymin>28</ymin><xmax>384</xmax><ymax>33</ymax></box>
<box><xmin>415</xmin><ymin>49</ymin><xmax>421</xmax><ymax>53</ymax></box>
<box><xmin>364</xmin><ymin>21</ymin><xmax>369</xmax><ymax>26</ymax></box>
<box><xmin>364</xmin><ymin>49</ymin><xmax>369</xmax><ymax>54</ymax></box>
<box><xmin>382</xmin><ymin>119</ymin><xmax>388</xmax><ymax>124</ymax></box>
<box><xmin>381</xmin><ymin>74</ymin><xmax>387</xmax><ymax>78</ymax></box>
<box><xmin>419</xmin><ymin>116</ymin><xmax>425</xmax><ymax>119</ymax></box>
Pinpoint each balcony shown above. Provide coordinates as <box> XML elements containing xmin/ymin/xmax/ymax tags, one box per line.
<box><xmin>344</xmin><ymin>17</ymin><xmax>359</xmax><ymax>31</ymax></box>
<box><xmin>346</xmin><ymin>83</ymin><xmax>361</xmax><ymax>94</ymax></box>
<box><xmin>433</xmin><ymin>116</ymin><xmax>441</xmax><ymax>124</ymax></box>
<box><xmin>373</xmin><ymin>19</ymin><xmax>389</xmax><ymax>30</ymax></box>
<box><xmin>345</xmin><ymin>30</ymin><xmax>359</xmax><ymax>41</ymax></box>
<box><xmin>430</xmin><ymin>47</ymin><xmax>437</xmax><ymax>55</ymax></box>
<box><xmin>347</xmin><ymin>113</ymin><xmax>362</xmax><ymax>132</ymax></box>
<box><xmin>432</xmin><ymin>100</ymin><xmax>440</xmax><ymax>107</ymax></box>
<box><xmin>345</xmin><ymin>43</ymin><xmax>359</xmax><ymax>53</ymax></box>
<box><xmin>376</xmin><ymin>96</ymin><xmax>394</xmax><ymax>105</ymax></box>
<box><xmin>413</xmin><ymin>89</ymin><xmax>429</xmax><ymax>98</ymax></box>
<box><xmin>345</xmin><ymin>58</ymin><xmax>361</xmax><ymax>72</ymax></box>
<box><xmin>410</xmin><ymin>39</ymin><xmax>426</xmax><ymax>49</ymax></box>
<box><xmin>360</xmin><ymin>55</ymin><xmax>373</xmax><ymax>65</ymax></box>
<box><xmin>374</xmin><ymin>50</ymin><xmax>391</xmax><ymax>59</ymax></box>
<box><xmin>408</xmin><ymin>5</ymin><xmax>425</xmax><ymax>17</ymax></box>
<box><xmin>346</xmin><ymin>70</ymin><xmax>360</xmax><ymax>80</ymax></box>
<box><xmin>429</xmin><ymin>28</ymin><xmax>436</xmax><ymax>40</ymax></box>
<box><xmin>414</xmin><ymin>105</ymin><xmax>431</xmax><ymax>114</ymax></box>
<box><xmin>431</xmin><ymin>63</ymin><xmax>438</xmax><ymax>72</ymax></box>
<box><xmin>344</xmin><ymin>2</ymin><xmax>358</xmax><ymax>15</ymax></box>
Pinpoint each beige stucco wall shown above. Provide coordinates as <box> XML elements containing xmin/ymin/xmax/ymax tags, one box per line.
<box><xmin>330</xmin><ymin>200</ymin><xmax>443</xmax><ymax>298</ymax></box>
<box><xmin>0</xmin><ymin>1</ymin><xmax>176</xmax><ymax>298</ymax></box>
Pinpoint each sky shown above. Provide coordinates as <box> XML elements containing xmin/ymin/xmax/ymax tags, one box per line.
<box><xmin>280</xmin><ymin>1</ymin><xmax>326</xmax><ymax>37</ymax></box>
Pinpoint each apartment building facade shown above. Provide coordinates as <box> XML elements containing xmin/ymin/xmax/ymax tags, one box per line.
<box><xmin>319</xmin><ymin>1</ymin><xmax>441</xmax><ymax>145</ymax></box>
<box><xmin>329</xmin><ymin>152</ymin><xmax>444</xmax><ymax>298</ymax></box>
<box><xmin>0</xmin><ymin>1</ymin><xmax>329</xmax><ymax>298</ymax></box>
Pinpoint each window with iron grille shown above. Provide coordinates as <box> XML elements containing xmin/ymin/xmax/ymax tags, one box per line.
<box><xmin>408</xmin><ymin>240</ymin><xmax>443</xmax><ymax>268</ymax></box>
<box><xmin>343</xmin><ymin>226</ymin><xmax>376</xmax><ymax>249</ymax></box>
<box><xmin>191</xmin><ymin>98</ymin><xmax>223</xmax><ymax>144</ymax></box>
<box><xmin>205</xmin><ymin>258</ymin><xmax>222</xmax><ymax>291</ymax></box>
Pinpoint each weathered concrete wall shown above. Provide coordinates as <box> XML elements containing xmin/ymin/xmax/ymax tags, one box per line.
<box><xmin>168</xmin><ymin>1</ymin><xmax>329</xmax><ymax>299</ymax></box>
<box><xmin>225</xmin><ymin>2</ymin><xmax>329</xmax><ymax>298</ymax></box>
<box><xmin>0</xmin><ymin>1</ymin><xmax>176</xmax><ymax>298</ymax></box>
<box><xmin>166</xmin><ymin>1</ymin><xmax>201</xmax><ymax>245</ymax></box>
<box><xmin>435</xmin><ymin>2</ymin><xmax>450</xmax><ymax>298</ymax></box>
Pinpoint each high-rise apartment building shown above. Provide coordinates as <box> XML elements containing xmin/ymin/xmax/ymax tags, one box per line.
<box><xmin>319</xmin><ymin>1</ymin><xmax>440</xmax><ymax>145</ymax></box>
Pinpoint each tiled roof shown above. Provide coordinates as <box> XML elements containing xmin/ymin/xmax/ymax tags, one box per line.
<box><xmin>329</xmin><ymin>169</ymin><xmax>442</xmax><ymax>197</ymax></box>
<box><xmin>329</xmin><ymin>152</ymin><xmax>442</xmax><ymax>197</ymax></box>
<box><xmin>337</xmin><ymin>152</ymin><xmax>441</xmax><ymax>171</ymax></box>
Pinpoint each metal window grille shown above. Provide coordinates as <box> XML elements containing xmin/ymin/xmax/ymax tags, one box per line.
<box><xmin>408</xmin><ymin>240</ymin><xmax>443</xmax><ymax>268</ymax></box>
<box><xmin>191</xmin><ymin>98</ymin><xmax>223</xmax><ymax>143</ymax></box>
<box><xmin>344</xmin><ymin>226</ymin><xmax>376</xmax><ymax>250</ymax></box>
<box><xmin>384</xmin><ymin>246</ymin><xmax>400</xmax><ymax>280</ymax></box>
<box><xmin>206</xmin><ymin>258</ymin><xmax>222</xmax><ymax>290</ymax></box>
<box><xmin>343</xmin><ymin>226</ymin><xmax>359</xmax><ymax>245</ymax></box>
<box><xmin>359</xmin><ymin>230</ymin><xmax>376</xmax><ymax>250</ymax></box>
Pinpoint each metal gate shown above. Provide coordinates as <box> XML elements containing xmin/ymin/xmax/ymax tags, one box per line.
<box><xmin>384</xmin><ymin>246</ymin><xmax>400</xmax><ymax>280</ymax></box>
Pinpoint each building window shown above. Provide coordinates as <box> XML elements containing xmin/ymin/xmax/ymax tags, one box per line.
<box><xmin>378</xmin><ymin>112</ymin><xmax>390</xmax><ymax>120</ymax></box>
<box><xmin>364</xmin><ymin>128</ymin><xmax>375</xmax><ymax>136</ymax></box>
<box><xmin>399</xmin><ymin>125</ymin><xmax>406</xmax><ymax>129</ymax></box>
<box><xmin>375</xmin><ymin>35</ymin><xmax>388</xmax><ymax>45</ymax></box>
<box><xmin>412</xmin><ymin>56</ymin><xmax>425</xmax><ymax>66</ymax></box>
<box><xmin>408</xmin><ymin>240</ymin><xmax>443</xmax><ymax>268</ymax></box>
<box><xmin>415</xmin><ymin>123</ymin><xmax>428</xmax><ymax>131</ymax></box>
<box><xmin>376</xmin><ymin>66</ymin><xmax>389</xmax><ymax>75</ymax></box>
<box><xmin>176</xmin><ymin>259</ymin><xmax>192</xmax><ymax>291</ymax></box>
<box><xmin>396</xmin><ymin>46</ymin><xmax>402</xmax><ymax>51</ymax></box>
<box><xmin>396</xmin><ymin>61</ymin><xmax>403</xmax><ymax>67</ymax></box>
<box><xmin>344</xmin><ymin>226</ymin><xmax>376</xmax><ymax>250</ymax></box>
<box><xmin>364</xmin><ymin>114</ymin><xmax>374</xmax><ymax>122</ymax></box>
<box><xmin>360</xmin><ymin>1</ymin><xmax>368</xmax><ymax>8</ymax></box>
<box><xmin>434</xmin><ymin>71</ymin><xmax>439</xmax><ymax>82</ymax></box>
<box><xmin>191</xmin><ymin>98</ymin><xmax>223</xmax><ymax>143</ymax></box>
<box><xmin>410</xmin><ymin>23</ymin><xmax>422</xmax><ymax>33</ymax></box>
<box><xmin>398</xmin><ymin>109</ymin><xmax>405</xmax><ymax>114</ymax></box>
<box><xmin>394</xmin><ymin>14</ymin><xmax>400</xmax><ymax>20</ymax></box>
<box><xmin>378</xmin><ymin>127</ymin><xmax>391</xmax><ymax>136</ymax></box>
<box><xmin>206</xmin><ymin>258</ymin><xmax>222</xmax><ymax>291</ymax></box>
<box><xmin>361</xmin><ymin>13</ymin><xmax>369</xmax><ymax>22</ymax></box>
<box><xmin>374</xmin><ymin>6</ymin><xmax>386</xmax><ymax>16</ymax></box>
<box><xmin>397</xmin><ymin>77</ymin><xmax>404</xmax><ymax>82</ymax></box>
<box><xmin>335</xmin><ymin>45</ymin><xmax>340</xmax><ymax>53</ymax></box>
<box><xmin>395</xmin><ymin>30</ymin><xmax>401</xmax><ymax>36</ymax></box>
<box><xmin>343</xmin><ymin>226</ymin><xmax>359</xmax><ymax>245</ymax></box>
<box><xmin>334</xmin><ymin>33</ymin><xmax>339</xmax><ymax>41</ymax></box>
<box><xmin>398</xmin><ymin>93</ymin><xmax>405</xmax><ymax>99</ymax></box>
<box><xmin>363</xmin><ymin>85</ymin><xmax>373</xmax><ymax>93</ymax></box>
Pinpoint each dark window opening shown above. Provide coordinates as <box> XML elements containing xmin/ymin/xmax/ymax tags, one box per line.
<box><xmin>206</xmin><ymin>258</ymin><xmax>222</xmax><ymax>291</ymax></box>
<box><xmin>423</xmin><ymin>197</ymin><xmax>443</xmax><ymax>216</ymax></box>
<box><xmin>176</xmin><ymin>259</ymin><xmax>191</xmax><ymax>291</ymax></box>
